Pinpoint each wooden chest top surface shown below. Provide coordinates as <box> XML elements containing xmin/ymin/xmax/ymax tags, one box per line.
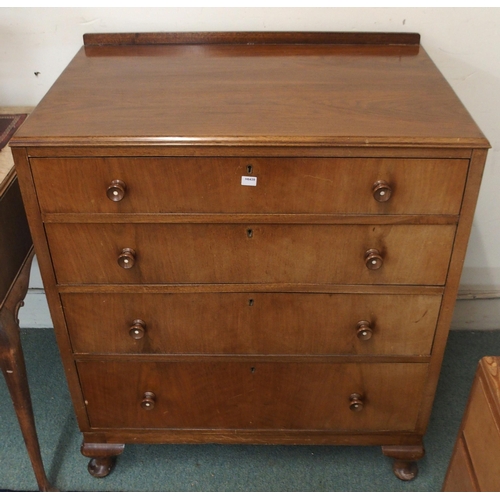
<box><xmin>11</xmin><ymin>32</ymin><xmax>488</xmax><ymax>148</ymax></box>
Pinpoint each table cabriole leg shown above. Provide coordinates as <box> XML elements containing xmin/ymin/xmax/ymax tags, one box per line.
<box><xmin>0</xmin><ymin>251</ymin><xmax>56</xmax><ymax>491</ymax></box>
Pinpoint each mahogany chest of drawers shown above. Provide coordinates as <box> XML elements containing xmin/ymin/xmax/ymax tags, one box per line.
<box><xmin>11</xmin><ymin>32</ymin><xmax>489</xmax><ymax>481</ymax></box>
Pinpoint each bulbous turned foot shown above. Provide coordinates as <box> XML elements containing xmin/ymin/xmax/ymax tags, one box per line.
<box><xmin>392</xmin><ymin>459</ymin><xmax>419</xmax><ymax>481</ymax></box>
<box><xmin>382</xmin><ymin>444</ymin><xmax>425</xmax><ymax>481</ymax></box>
<box><xmin>87</xmin><ymin>456</ymin><xmax>117</xmax><ymax>478</ymax></box>
<box><xmin>81</xmin><ymin>442</ymin><xmax>125</xmax><ymax>478</ymax></box>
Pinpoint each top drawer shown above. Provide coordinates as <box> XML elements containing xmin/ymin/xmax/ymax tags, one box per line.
<box><xmin>30</xmin><ymin>157</ymin><xmax>468</xmax><ymax>215</ymax></box>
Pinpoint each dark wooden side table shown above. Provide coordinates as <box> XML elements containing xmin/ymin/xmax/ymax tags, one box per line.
<box><xmin>0</xmin><ymin>163</ymin><xmax>53</xmax><ymax>491</ymax></box>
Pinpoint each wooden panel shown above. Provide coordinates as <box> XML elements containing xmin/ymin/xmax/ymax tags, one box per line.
<box><xmin>31</xmin><ymin>157</ymin><xmax>468</xmax><ymax>215</ymax></box>
<box><xmin>83</xmin><ymin>31</ymin><xmax>422</xmax><ymax>47</ymax></box>
<box><xmin>77</xmin><ymin>361</ymin><xmax>428</xmax><ymax>431</ymax></box>
<box><xmin>81</xmin><ymin>428</ymin><xmax>425</xmax><ymax>446</ymax></box>
<box><xmin>62</xmin><ymin>292</ymin><xmax>441</xmax><ymax>355</ymax></box>
<box><xmin>24</xmin><ymin>146</ymin><xmax>474</xmax><ymax>159</ymax></box>
<box><xmin>442</xmin><ymin>436</ymin><xmax>478</xmax><ymax>492</ymax></box>
<box><xmin>416</xmin><ymin>148</ymin><xmax>488</xmax><ymax>432</ymax></box>
<box><xmin>462</xmin><ymin>377</ymin><xmax>500</xmax><ymax>491</ymax></box>
<box><xmin>57</xmin><ymin>283</ymin><xmax>445</xmax><ymax>295</ymax></box>
<box><xmin>12</xmin><ymin>147</ymin><xmax>92</xmax><ymax>430</ymax></box>
<box><xmin>44</xmin><ymin>213</ymin><xmax>459</xmax><ymax>226</ymax></box>
<box><xmin>481</xmin><ymin>356</ymin><xmax>500</xmax><ymax>421</ymax></box>
<box><xmin>45</xmin><ymin>223</ymin><xmax>456</xmax><ymax>285</ymax></box>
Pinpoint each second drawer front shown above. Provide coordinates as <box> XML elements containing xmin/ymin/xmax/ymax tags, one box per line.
<box><xmin>46</xmin><ymin>223</ymin><xmax>456</xmax><ymax>285</ymax></box>
<box><xmin>78</xmin><ymin>360</ymin><xmax>429</xmax><ymax>431</ymax></box>
<box><xmin>62</xmin><ymin>292</ymin><xmax>441</xmax><ymax>356</ymax></box>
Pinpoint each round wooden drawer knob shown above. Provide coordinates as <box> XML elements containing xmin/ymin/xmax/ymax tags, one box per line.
<box><xmin>365</xmin><ymin>249</ymin><xmax>383</xmax><ymax>270</ymax></box>
<box><xmin>141</xmin><ymin>391</ymin><xmax>156</xmax><ymax>410</ymax></box>
<box><xmin>349</xmin><ymin>393</ymin><xmax>364</xmax><ymax>412</ymax></box>
<box><xmin>118</xmin><ymin>248</ymin><xmax>136</xmax><ymax>269</ymax></box>
<box><xmin>372</xmin><ymin>180</ymin><xmax>392</xmax><ymax>202</ymax></box>
<box><xmin>356</xmin><ymin>320</ymin><xmax>373</xmax><ymax>340</ymax></box>
<box><xmin>107</xmin><ymin>179</ymin><xmax>126</xmax><ymax>202</ymax></box>
<box><xmin>129</xmin><ymin>319</ymin><xmax>146</xmax><ymax>340</ymax></box>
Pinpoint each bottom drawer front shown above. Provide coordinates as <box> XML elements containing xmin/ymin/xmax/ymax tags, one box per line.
<box><xmin>78</xmin><ymin>361</ymin><xmax>428</xmax><ymax>431</ymax></box>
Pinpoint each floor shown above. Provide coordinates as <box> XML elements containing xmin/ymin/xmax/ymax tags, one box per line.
<box><xmin>1</xmin><ymin>328</ymin><xmax>499</xmax><ymax>492</ymax></box>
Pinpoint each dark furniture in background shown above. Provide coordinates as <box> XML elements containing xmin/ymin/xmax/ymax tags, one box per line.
<box><xmin>0</xmin><ymin>163</ymin><xmax>53</xmax><ymax>491</ymax></box>
<box><xmin>443</xmin><ymin>356</ymin><xmax>500</xmax><ymax>491</ymax></box>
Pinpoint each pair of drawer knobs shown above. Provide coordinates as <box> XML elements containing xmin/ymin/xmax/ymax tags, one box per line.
<box><xmin>117</xmin><ymin>248</ymin><xmax>384</xmax><ymax>271</ymax></box>
<box><xmin>140</xmin><ymin>391</ymin><xmax>365</xmax><ymax>411</ymax></box>
<box><xmin>128</xmin><ymin>319</ymin><xmax>374</xmax><ymax>342</ymax></box>
<box><xmin>106</xmin><ymin>179</ymin><xmax>393</xmax><ymax>203</ymax></box>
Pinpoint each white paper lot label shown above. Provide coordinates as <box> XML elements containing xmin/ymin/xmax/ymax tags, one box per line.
<box><xmin>241</xmin><ymin>176</ymin><xmax>257</xmax><ymax>186</ymax></box>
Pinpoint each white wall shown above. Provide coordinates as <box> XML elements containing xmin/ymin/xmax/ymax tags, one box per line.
<box><xmin>3</xmin><ymin>7</ymin><xmax>500</xmax><ymax>328</ymax></box>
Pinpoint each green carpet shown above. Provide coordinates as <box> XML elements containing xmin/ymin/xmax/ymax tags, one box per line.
<box><xmin>1</xmin><ymin>329</ymin><xmax>499</xmax><ymax>492</ymax></box>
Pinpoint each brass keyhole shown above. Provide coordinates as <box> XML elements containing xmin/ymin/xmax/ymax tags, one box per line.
<box><xmin>247</xmin><ymin>229</ymin><xmax>253</xmax><ymax>238</ymax></box>
<box><xmin>248</xmin><ymin>299</ymin><xmax>254</xmax><ymax>306</ymax></box>
<box><xmin>246</xmin><ymin>164</ymin><xmax>253</xmax><ymax>174</ymax></box>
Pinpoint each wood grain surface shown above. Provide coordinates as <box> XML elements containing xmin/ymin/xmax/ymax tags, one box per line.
<box><xmin>11</xmin><ymin>36</ymin><xmax>488</xmax><ymax>148</ymax></box>
<box><xmin>31</xmin><ymin>157</ymin><xmax>469</xmax><ymax>215</ymax></box>
<box><xmin>45</xmin><ymin>223</ymin><xmax>456</xmax><ymax>285</ymax></box>
<box><xmin>61</xmin><ymin>292</ymin><xmax>441</xmax><ymax>356</ymax></box>
<box><xmin>77</xmin><ymin>360</ymin><xmax>428</xmax><ymax>431</ymax></box>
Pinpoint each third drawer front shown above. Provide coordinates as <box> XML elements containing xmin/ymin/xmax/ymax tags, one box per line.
<box><xmin>77</xmin><ymin>360</ymin><xmax>429</xmax><ymax>431</ymax></box>
<box><xmin>62</xmin><ymin>292</ymin><xmax>441</xmax><ymax>356</ymax></box>
<box><xmin>46</xmin><ymin>223</ymin><xmax>456</xmax><ymax>285</ymax></box>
